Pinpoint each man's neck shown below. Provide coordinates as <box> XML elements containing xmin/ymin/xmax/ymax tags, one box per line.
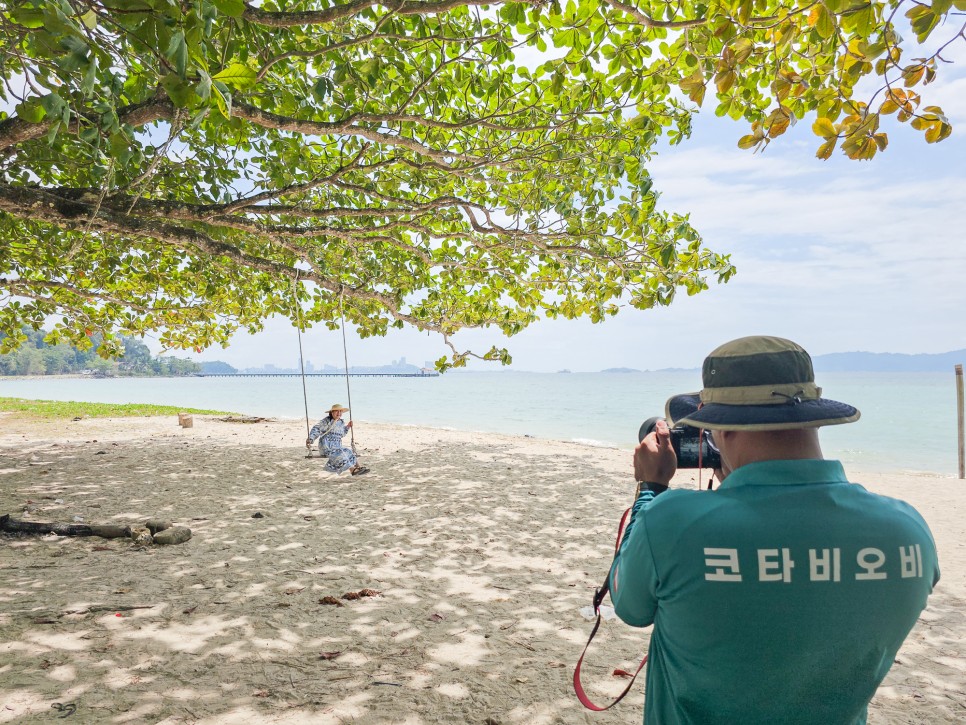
<box><xmin>726</xmin><ymin>429</ymin><xmax>824</xmax><ymax>470</ymax></box>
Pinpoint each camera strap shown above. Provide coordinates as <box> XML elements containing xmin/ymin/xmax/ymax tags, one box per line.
<box><xmin>573</xmin><ymin>506</ymin><xmax>649</xmax><ymax>711</ymax></box>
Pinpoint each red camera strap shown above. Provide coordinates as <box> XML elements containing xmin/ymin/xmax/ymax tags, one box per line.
<box><xmin>573</xmin><ymin>506</ymin><xmax>649</xmax><ymax>711</ymax></box>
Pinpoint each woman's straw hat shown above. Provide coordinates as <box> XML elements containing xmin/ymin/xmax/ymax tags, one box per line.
<box><xmin>327</xmin><ymin>404</ymin><xmax>349</xmax><ymax>414</ymax></box>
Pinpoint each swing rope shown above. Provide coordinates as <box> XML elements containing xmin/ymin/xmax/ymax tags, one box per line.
<box><xmin>293</xmin><ymin>273</ymin><xmax>359</xmax><ymax>459</ymax></box>
<box><xmin>293</xmin><ymin>272</ymin><xmax>311</xmax><ymax>444</ymax></box>
<box><xmin>338</xmin><ymin>287</ymin><xmax>357</xmax><ymax>454</ymax></box>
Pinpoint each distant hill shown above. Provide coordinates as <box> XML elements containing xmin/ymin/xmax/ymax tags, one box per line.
<box><xmin>649</xmin><ymin>349</ymin><xmax>966</xmax><ymax>374</ymax></box>
<box><xmin>0</xmin><ymin>327</ymin><xmax>200</xmax><ymax>376</ymax></box>
<box><xmin>201</xmin><ymin>361</ymin><xmax>238</xmax><ymax>374</ymax></box>
<box><xmin>812</xmin><ymin>350</ymin><xmax>966</xmax><ymax>372</ymax></box>
<box><xmin>601</xmin><ymin>367</ymin><xmax>641</xmax><ymax>373</ymax></box>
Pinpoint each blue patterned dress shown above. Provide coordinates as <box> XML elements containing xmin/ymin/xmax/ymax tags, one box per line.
<box><xmin>308</xmin><ymin>417</ymin><xmax>357</xmax><ymax>473</ymax></box>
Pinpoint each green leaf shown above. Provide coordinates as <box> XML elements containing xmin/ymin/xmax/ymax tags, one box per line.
<box><xmin>81</xmin><ymin>57</ymin><xmax>98</xmax><ymax>96</ymax></box>
<box><xmin>313</xmin><ymin>76</ymin><xmax>334</xmax><ymax>104</ymax></box>
<box><xmin>551</xmin><ymin>71</ymin><xmax>564</xmax><ymax>95</ymax></box>
<box><xmin>196</xmin><ymin>70</ymin><xmax>212</xmax><ymax>101</ymax></box>
<box><xmin>212</xmin><ymin>63</ymin><xmax>257</xmax><ymax>90</ymax></box>
<box><xmin>39</xmin><ymin>93</ymin><xmax>67</xmax><ymax>118</ymax></box>
<box><xmin>212</xmin><ymin>0</ymin><xmax>246</xmax><ymax>17</ymax></box>
<box><xmin>165</xmin><ymin>30</ymin><xmax>188</xmax><ymax>78</ymax></box>
<box><xmin>109</xmin><ymin>132</ymin><xmax>133</xmax><ymax>164</ymax></box>
<box><xmin>160</xmin><ymin>74</ymin><xmax>196</xmax><ymax>107</ymax></box>
<box><xmin>906</xmin><ymin>5</ymin><xmax>941</xmax><ymax>42</ymax></box>
<box><xmin>14</xmin><ymin>99</ymin><xmax>46</xmax><ymax>124</ymax></box>
<box><xmin>212</xmin><ymin>80</ymin><xmax>232</xmax><ymax>119</ymax></box>
<box><xmin>9</xmin><ymin>7</ymin><xmax>45</xmax><ymax>28</ymax></box>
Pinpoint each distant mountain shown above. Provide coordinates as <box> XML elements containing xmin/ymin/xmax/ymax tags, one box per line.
<box><xmin>601</xmin><ymin>367</ymin><xmax>641</xmax><ymax>373</ymax></box>
<box><xmin>201</xmin><ymin>361</ymin><xmax>237</xmax><ymax>374</ymax></box>
<box><xmin>812</xmin><ymin>350</ymin><xmax>966</xmax><ymax>372</ymax></box>
<box><xmin>647</xmin><ymin>349</ymin><xmax>966</xmax><ymax>374</ymax></box>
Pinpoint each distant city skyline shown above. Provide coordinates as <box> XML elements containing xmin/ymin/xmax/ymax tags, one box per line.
<box><xmin>219</xmin><ymin>356</ymin><xmax>434</xmax><ymax>375</ymax></box>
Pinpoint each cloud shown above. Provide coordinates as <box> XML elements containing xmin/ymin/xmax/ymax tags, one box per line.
<box><xmin>929</xmin><ymin>75</ymin><xmax>966</xmax><ymax>125</ymax></box>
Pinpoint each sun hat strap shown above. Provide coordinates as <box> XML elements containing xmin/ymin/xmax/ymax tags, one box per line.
<box><xmin>700</xmin><ymin>382</ymin><xmax>821</xmax><ymax>406</ymax></box>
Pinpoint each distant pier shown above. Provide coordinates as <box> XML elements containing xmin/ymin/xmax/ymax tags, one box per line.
<box><xmin>198</xmin><ymin>372</ymin><xmax>438</xmax><ymax>378</ymax></box>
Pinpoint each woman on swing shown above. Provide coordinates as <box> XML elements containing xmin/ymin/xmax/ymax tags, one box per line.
<box><xmin>306</xmin><ymin>404</ymin><xmax>369</xmax><ymax>476</ymax></box>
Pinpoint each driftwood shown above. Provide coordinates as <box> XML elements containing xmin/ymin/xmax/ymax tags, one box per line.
<box><xmin>0</xmin><ymin>514</ymin><xmax>127</xmax><ymax>538</ymax></box>
<box><xmin>0</xmin><ymin>514</ymin><xmax>190</xmax><ymax>545</ymax></box>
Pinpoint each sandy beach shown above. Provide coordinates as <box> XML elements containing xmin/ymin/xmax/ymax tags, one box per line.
<box><xmin>0</xmin><ymin>413</ymin><xmax>963</xmax><ymax>724</ymax></box>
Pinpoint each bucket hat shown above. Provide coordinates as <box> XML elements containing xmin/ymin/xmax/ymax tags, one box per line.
<box><xmin>327</xmin><ymin>404</ymin><xmax>349</xmax><ymax>414</ymax></box>
<box><xmin>667</xmin><ymin>336</ymin><xmax>860</xmax><ymax>432</ymax></box>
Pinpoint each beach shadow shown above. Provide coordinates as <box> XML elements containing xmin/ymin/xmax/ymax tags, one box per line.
<box><xmin>0</xmin><ymin>435</ymin><xmax>645</xmax><ymax>723</ymax></box>
<box><xmin>2</xmin><ymin>432</ymin><xmax>956</xmax><ymax>723</ymax></box>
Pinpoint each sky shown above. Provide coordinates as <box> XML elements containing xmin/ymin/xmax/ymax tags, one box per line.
<box><xmin>168</xmin><ymin>45</ymin><xmax>966</xmax><ymax>373</ymax></box>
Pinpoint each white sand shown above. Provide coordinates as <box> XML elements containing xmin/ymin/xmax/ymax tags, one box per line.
<box><xmin>0</xmin><ymin>413</ymin><xmax>963</xmax><ymax>723</ymax></box>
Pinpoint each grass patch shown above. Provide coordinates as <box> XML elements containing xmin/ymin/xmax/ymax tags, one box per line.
<box><xmin>0</xmin><ymin>397</ymin><xmax>236</xmax><ymax>419</ymax></box>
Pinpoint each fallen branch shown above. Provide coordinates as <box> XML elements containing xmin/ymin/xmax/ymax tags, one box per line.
<box><xmin>0</xmin><ymin>514</ymin><xmax>191</xmax><ymax>545</ymax></box>
<box><xmin>0</xmin><ymin>514</ymin><xmax>129</xmax><ymax>538</ymax></box>
<box><xmin>63</xmin><ymin>605</ymin><xmax>155</xmax><ymax>616</ymax></box>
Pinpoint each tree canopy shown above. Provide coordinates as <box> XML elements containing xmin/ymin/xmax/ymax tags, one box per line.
<box><xmin>0</xmin><ymin>0</ymin><xmax>959</xmax><ymax>366</ymax></box>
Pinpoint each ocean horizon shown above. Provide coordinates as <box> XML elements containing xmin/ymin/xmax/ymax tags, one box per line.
<box><xmin>2</xmin><ymin>370</ymin><xmax>962</xmax><ymax>477</ymax></box>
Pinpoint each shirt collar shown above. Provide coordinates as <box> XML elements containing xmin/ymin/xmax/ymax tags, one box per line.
<box><xmin>717</xmin><ymin>459</ymin><xmax>848</xmax><ymax>489</ymax></box>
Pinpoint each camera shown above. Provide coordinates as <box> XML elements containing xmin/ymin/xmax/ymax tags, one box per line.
<box><xmin>638</xmin><ymin>417</ymin><xmax>721</xmax><ymax>469</ymax></box>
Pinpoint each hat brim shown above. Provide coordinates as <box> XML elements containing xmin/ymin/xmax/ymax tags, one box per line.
<box><xmin>666</xmin><ymin>393</ymin><xmax>860</xmax><ymax>432</ymax></box>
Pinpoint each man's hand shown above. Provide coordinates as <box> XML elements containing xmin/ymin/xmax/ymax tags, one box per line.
<box><xmin>634</xmin><ymin>419</ymin><xmax>677</xmax><ymax>485</ymax></box>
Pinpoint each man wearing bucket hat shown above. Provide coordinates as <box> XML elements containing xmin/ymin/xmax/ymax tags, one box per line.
<box><xmin>608</xmin><ymin>336</ymin><xmax>938</xmax><ymax>724</ymax></box>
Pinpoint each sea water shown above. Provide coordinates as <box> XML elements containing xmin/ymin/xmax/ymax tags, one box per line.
<box><xmin>0</xmin><ymin>371</ymin><xmax>960</xmax><ymax>476</ymax></box>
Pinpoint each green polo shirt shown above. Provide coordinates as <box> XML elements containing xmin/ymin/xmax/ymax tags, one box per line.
<box><xmin>609</xmin><ymin>460</ymin><xmax>939</xmax><ymax>725</ymax></box>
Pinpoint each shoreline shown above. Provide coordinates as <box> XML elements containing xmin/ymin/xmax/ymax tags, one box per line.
<box><xmin>2</xmin><ymin>374</ymin><xmax>961</xmax><ymax>477</ymax></box>
<box><xmin>9</xmin><ymin>404</ymin><xmax>958</xmax><ymax>478</ymax></box>
<box><xmin>0</xmin><ymin>415</ymin><xmax>963</xmax><ymax>723</ymax></box>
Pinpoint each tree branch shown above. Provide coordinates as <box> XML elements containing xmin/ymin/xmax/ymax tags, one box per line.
<box><xmin>241</xmin><ymin>0</ymin><xmax>496</xmax><ymax>28</ymax></box>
